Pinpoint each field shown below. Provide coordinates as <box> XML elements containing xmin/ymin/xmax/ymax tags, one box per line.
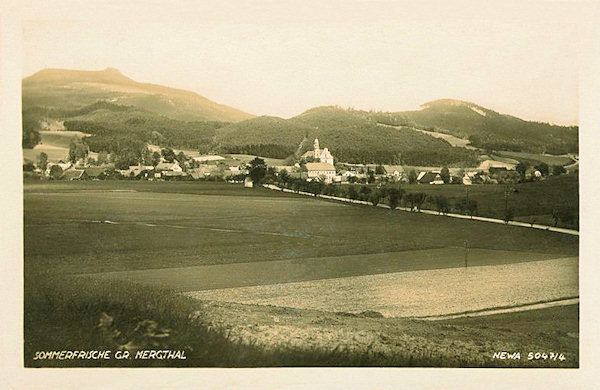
<box><xmin>25</xmin><ymin>181</ymin><xmax>578</xmax><ymax>275</ymax></box>
<box><xmin>23</xmin><ymin>144</ymin><xmax>68</xmax><ymax>163</ymax></box>
<box><xmin>23</xmin><ymin>130</ymin><xmax>95</xmax><ymax>163</ymax></box>
<box><xmin>379</xmin><ymin>123</ymin><xmax>478</xmax><ymax>150</ymax></box>
<box><xmin>23</xmin><ymin>180</ymin><xmax>579</xmax><ymax>367</ymax></box>
<box><xmin>226</xmin><ymin>153</ymin><xmax>288</xmax><ymax>166</ymax></box>
<box><xmin>495</xmin><ymin>150</ymin><xmax>575</xmax><ymax>166</ymax></box>
<box><xmin>188</xmin><ymin>257</ymin><xmax>578</xmax><ymax>317</ymax></box>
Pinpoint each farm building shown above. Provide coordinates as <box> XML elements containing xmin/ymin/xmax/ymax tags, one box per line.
<box><xmin>187</xmin><ymin>165</ymin><xmax>222</xmax><ymax>180</ymax></box>
<box><xmin>83</xmin><ymin>166</ymin><xmax>111</xmax><ymax>180</ymax></box>
<box><xmin>154</xmin><ymin>161</ymin><xmax>183</xmax><ymax>179</ymax></box>
<box><xmin>155</xmin><ymin>161</ymin><xmax>182</xmax><ymax>172</ymax></box>
<box><xmin>477</xmin><ymin>159</ymin><xmax>516</xmax><ymax>172</ymax></box>
<box><xmin>417</xmin><ymin>171</ymin><xmax>445</xmax><ymax>185</ymax></box>
<box><xmin>62</xmin><ymin>169</ymin><xmax>85</xmax><ymax>181</ymax></box>
<box><xmin>244</xmin><ymin>177</ymin><xmax>254</xmax><ymax>188</ymax></box>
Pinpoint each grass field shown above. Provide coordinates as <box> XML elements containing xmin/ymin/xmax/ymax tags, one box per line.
<box><xmin>394</xmin><ymin>174</ymin><xmax>578</xmax><ymax>228</ymax></box>
<box><xmin>495</xmin><ymin>150</ymin><xmax>575</xmax><ymax>166</ymax></box>
<box><xmin>23</xmin><ymin>180</ymin><xmax>579</xmax><ymax>367</ymax></box>
<box><xmin>25</xmin><ymin>181</ymin><xmax>578</xmax><ymax>275</ymax></box>
<box><xmin>23</xmin><ymin>145</ymin><xmax>69</xmax><ymax>163</ymax></box>
<box><xmin>23</xmin><ymin>130</ymin><xmax>94</xmax><ymax>163</ymax></box>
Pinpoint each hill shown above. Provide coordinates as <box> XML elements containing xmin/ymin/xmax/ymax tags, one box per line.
<box><xmin>382</xmin><ymin>99</ymin><xmax>578</xmax><ymax>155</ymax></box>
<box><xmin>216</xmin><ymin>106</ymin><xmax>479</xmax><ymax>166</ymax></box>
<box><xmin>23</xmin><ymin>68</ymin><xmax>254</xmax><ymax>122</ymax></box>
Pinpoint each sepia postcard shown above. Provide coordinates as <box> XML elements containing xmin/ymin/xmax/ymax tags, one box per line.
<box><xmin>1</xmin><ymin>0</ymin><xmax>600</xmax><ymax>388</ymax></box>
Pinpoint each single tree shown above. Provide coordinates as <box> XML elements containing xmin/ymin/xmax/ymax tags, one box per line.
<box><xmin>369</xmin><ymin>190</ymin><xmax>382</xmax><ymax>206</ymax></box>
<box><xmin>49</xmin><ymin>165</ymin><xmax>63</xmax><ymax>180</ymax></box>
<box><xmin>248</xmin><ymin>157</ymin><xmax>267</xmax><ymax>186</ymax></box>
<box><xmin>534</xmin><ymin>162</ymin><xmax>549</xmax><ymax>177</ymax></box>
<box><xmin>367</xmin><ymin>170</ymin><xmax>376</xmax><ymax>184</ymax></box>
<box><xmin>515</xmin><ymin>162</ymin><xmax>529</xmax><ymax>178</ymax></box>
<box><xmin>151</xmin><ymin>151</ymin><xmax>161</xmax><ymax>166</ymax></box>
<box><xmin>176</xmin><ymin>151</ymin><xmax>187</xmax><ymax>164</ymax></box>
<box><xmin>408</xmin><ymin>169</ymin><xmax>417</xmax><ymax>184</ymax></box>
<box><xmin>161</xmin><ymin>148</ymin><xmax>176</xmax><ymax>163</ymax></box>
<box><xmin>440</xmin><ymin>167</ymin><xmax>451</xmax><ymax>184</ymax></box>
<box><xmin>37</xmin><ymin>152</ymin><xmax>48</xmax><ymax>171</ymax></box>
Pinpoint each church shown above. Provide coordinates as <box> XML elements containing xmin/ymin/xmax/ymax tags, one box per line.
<box><xmin>302</xmin><ymin>138</ymin><xmax>334</xmax><ymax>165</ymax></box>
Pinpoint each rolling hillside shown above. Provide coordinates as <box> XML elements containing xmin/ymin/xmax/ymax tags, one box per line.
<box><xmin>21</xmin><ymin>68</ymin><xmax>578</xmax><ymax>165</ymax></box>
<box><xmin>23</xmin><ymin>68</ymin><xmax>254</xmax><ymax>122</ymax></box>
<box><xmin>388</xmin><ymin>99</ymin><xmax>578</xmax><ymax>154</ymax></box>
<box><xmin>216</xmin><ymin>107</ymin><xmax>479</xmax><ymax>166</ymax></box>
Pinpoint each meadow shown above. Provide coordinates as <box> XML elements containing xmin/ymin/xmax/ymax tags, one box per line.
<box><xmin>23</xmin><ymin>180</ymin><xmax>579</xmax><ymax>367</ymax></box>
<box><xmin>387</xmin><ymin>174</ymin><xmax>578</xmax><ymax>228</ymax></box>
<box><xmin>25</xmin><ymin>181</ymin><xmax>577</xmax><ymax>275</ymax></box>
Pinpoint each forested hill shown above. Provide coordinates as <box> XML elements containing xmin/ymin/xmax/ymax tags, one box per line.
<box><xmin>377</xmin><ymin>99</ymin><xmax>578</xmax><ymax>155</ymax></box>
<box><xmin>216</xmin><ymin>107</ymin><xmax>479</xmax><ymax>166</ymax></box>
<box><xmin>22</xmin><ymin>102</ymin><xmax>226</xmax><ymax>157</ymax></box>
<box><xmin>23</xmin><ymin>68</ymin><xmax>254</xmax><ymax>122</ymax></box>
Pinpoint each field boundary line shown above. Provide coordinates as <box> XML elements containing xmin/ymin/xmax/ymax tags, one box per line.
<box><xmin>263</xmin><ymin>184</ymin><xmax>579</xmax><ymax>236</ymax></box>
<box><xmin>413</xmin><ymin>296</ymin><xmax>580</xmax><ymax>321</ymax></box>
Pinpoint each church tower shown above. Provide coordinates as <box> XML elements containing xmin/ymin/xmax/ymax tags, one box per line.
<box><xmin>313</xmin><ymin>138</ymin><xmax>320</xmax><ymax>160</ymax></box>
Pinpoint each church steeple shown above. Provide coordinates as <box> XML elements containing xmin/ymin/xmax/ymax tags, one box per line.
<box><xmin>313</xmin><ymin>138</ymin><xmax>320</xmax><ymax>159</ymax></box>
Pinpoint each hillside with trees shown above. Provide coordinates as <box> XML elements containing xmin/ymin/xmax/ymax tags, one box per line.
<box><xmin>216</xmin><ymin>106</ymin><xmax>479</xmax><ymax>166</ymax></box>
<box><xmin>379</xmin><ymin>99</ymin><xmax>578</xmax><ymax>154</ymax></box>
<box><xmin>21</xmin><ymin>69</ymin><xmax>578</xmax><ymax>165</ymax></box>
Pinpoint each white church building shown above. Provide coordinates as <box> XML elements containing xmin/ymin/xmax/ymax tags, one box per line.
<box><xmin>303</xmin><ymin>139</ymin><xmax>337</xmax><ymax>183</ymax></box>
<box><xmin>302</xmin><ymin>138</ymin><xmax>334</xmax><ymax>165</ymax></box>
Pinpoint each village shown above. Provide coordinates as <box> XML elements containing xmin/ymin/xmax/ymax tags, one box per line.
<box><xmin>23</xmin><ymin>136</ymin><xmax>576</xmax><ymax>187</ymax></box>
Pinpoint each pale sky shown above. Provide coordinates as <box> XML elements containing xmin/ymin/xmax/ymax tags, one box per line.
<box><xmin>21</xmin><ymin>0</ymin><xmax>589</xmax><ymax>125</ymax></box>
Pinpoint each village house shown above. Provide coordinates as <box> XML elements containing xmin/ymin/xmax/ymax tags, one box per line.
<box><xmin>187</xmin><ymin>165</ymin><xmax>222</xmax><ymax>180</ymax></box>
<box><xmin>119</xmin><ymin>164</ymin><xmax>154</xmax><ymax>179</ymax></box>
<box><xmin>154</xmin><ymin>160</ymin><xmax>182</xmax><ymax>179</ymax></box>
<box><xmin>383</xmin><ymin>165</ymin><xmax>405</xmax><ymax>181</ymax></box>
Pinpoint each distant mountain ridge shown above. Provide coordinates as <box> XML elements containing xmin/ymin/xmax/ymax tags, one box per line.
<box><xmin>23</xmin><ymin>67</ymin><xmax>254</xmax><ymax>122</ymax></box>
<box><xmin>22</xmin><ymin>68</ymin><xmax>578</xmax><ymax>165</ymax></box>
<box><xmin>394</xmin><ymin>99</ymin><xmax>578</xmax><ymax>154</ymax></box>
